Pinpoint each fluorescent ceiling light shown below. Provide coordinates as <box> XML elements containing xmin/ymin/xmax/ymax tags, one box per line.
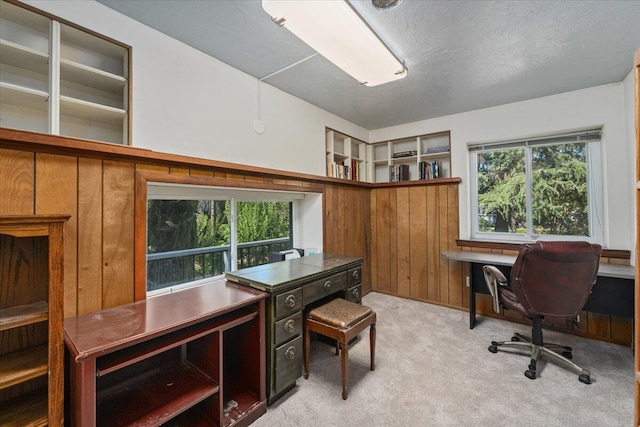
<box><xmin>262</xmin><ymin>0</ymin><xmax>407</xmax><ymax>87</ymax></box>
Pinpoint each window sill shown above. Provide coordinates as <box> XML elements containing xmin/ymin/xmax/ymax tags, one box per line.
<box><xmin>455</xmin><ymin>239</ymin><xmax>630</xmax><ymax>260</ymax></box>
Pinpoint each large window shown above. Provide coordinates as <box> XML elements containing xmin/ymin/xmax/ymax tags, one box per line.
<box><xmin>147</xmin><ymin>184</ymin><xmax>300</xmax><ymax>295</ymax></box>
<box><xmin>469</xmin><ymin>130</ymin><xmax>603</xmax><ymax>242</ymax></box>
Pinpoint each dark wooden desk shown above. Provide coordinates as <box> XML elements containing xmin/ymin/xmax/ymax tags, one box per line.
<box><xmin>225</xmin><ymin>253</ymin><xmax>363</xmax><ymax>405</ymax></box>
<box><xmin>64</xmin><ymin>281</ymin><xmax>267</xmax><ymax>427</ymax></box>
<box><xmin>441</xmin><ymin>250</ymin><xmax>635</xmax><ymax>329</ymax></box>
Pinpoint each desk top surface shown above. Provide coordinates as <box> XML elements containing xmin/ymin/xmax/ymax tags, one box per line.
<box><xmin>64</xmin><ymin>281</ymin><xmax>267</xmax><ymax>361</ymax></box>
<box><xmin>442</xmin><ymin>250</ymin><xmax>634</xmax><ymax>280</ymax></box>
<box><xmin>225</xmin><ymin>253</ymin><xmax>363</xmax><ymax>292</ymax></box>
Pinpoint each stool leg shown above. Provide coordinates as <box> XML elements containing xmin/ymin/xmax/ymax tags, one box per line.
<box><xmin>341</xmin><ymin>337</ymin><xmax>348</xmax><ymax>400</ymax></box>
<box><xmin>370</xmin><ymin>322</ymin><xmax>376</xmax><ymax>371</ymax></box>
<box><xmin>304</xmin><ymin>322</ymin><xmax>310</xmax><ymax>380</ymax></box>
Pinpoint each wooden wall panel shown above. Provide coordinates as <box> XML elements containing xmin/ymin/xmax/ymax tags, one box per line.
<box><xmin>396</xmin><ymin>187</ymin><xmax>410</xmax><ymax>298</ymax></box>
<box><xmin>388</xmin><ymin>189</ymin><xmax>398</xmax><ymax>295</ymax></box>
<box><xmin>77</xmin><ymin>158</ymin><xmax>103</xmax><ymax>315</ymax></box>
<box><xmin>102</xmin><ymin>161</ymin><xmax>135</xmax><ymax>309</ymax></box>
<box><xmin>375</xmin><ymin>189</ymin><xmax>391</xmax><ymax>293</ymax></box>
<box><xmin>408</xmin><ymin>186</ymin><xmax>427</xmax><ymax>300</ymax></box>
<box><xmin>322</xmin><ymin>184</ymin><xmax>371</xmax><ymax>294</ymax></box>
<box><xmin>35</xmin><ymin>154</ymin><xmax>78</xmax><ymax>318</ymax></box>
<box><xmin>425</xmin><ymin>186</ymin><xmax>439</xmax><ymax>301</ymax></box>
<box><xmin>0</xmin><ymin>149</ymin><xmax>34</xmax><ymax>215</ymax></box>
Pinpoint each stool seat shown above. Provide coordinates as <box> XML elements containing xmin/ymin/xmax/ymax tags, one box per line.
<box><xmin>307</xmin><ymin>298</ymin><xmax>372</xmax><ymax>328</ymax></box>
<box><xmin>304</xmin><ymin>297</ymin><xmax>376</xmax><ymax>400</ymax></box>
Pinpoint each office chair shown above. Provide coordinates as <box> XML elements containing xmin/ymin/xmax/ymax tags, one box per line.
<box><xmin>482</xmin><ymin>241</ymin><xmax>602</xmax><ymax>384</ymax></box>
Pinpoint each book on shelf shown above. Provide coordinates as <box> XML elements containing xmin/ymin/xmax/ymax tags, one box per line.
<box><xmin>327</xmin><ymin>159</ymin><xmax>359</xmax><ymax>181</ymax></box>
<box><xmin>419</xmin><ymin>160</ymin><xmax>441</xmax><ymax>180</ymax></box>
<box><xmin>388</xmin><ymin>164</ymin><xmax>410</xmax><ymax>182</ymax></box>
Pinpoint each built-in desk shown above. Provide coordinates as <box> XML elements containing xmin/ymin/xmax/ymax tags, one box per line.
<box><xmin>64</xmin><ymin>281</ymin><xmax>267</xmax><ymax>427</ymax></box>
<box><xmin>225</xmin><ymin>253</ymin><xmax>363</xmax><ymax>405</ymax></box>
<box><xmin>442</xmin><ymin>250</ymin><xmax>634</xmax><ymax>329</ymax></box>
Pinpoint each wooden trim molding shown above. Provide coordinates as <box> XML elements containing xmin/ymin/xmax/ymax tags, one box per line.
<box><xmin>0</xmin><ymin>128</ymin><xmax>460</xmax><ymax>190</ymax></box>
<box><xmin>456</xmin><ymin>239</ymin><xmax>631</xmax><ymax>260</ymax></box>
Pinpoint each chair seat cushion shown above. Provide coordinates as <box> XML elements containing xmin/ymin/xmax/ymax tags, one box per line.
<box><xmin>307</xmin><ymin>298</ymin><xmax>372</xmax><ymax>328</ymax></box>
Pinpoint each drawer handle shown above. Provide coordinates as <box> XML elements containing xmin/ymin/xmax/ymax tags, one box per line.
<box><xmin>352</xmin><ymin>288</ymin><xmax>360</xmax><ymax>299</ymax></box>
<box><xmin>352</xmin><ymin>270</ymin><xmax>360</xmax><ymax>280</ymax></box>
<box><xmin>324</xmin><ymin>280</ymin><xmax>332</xmax><ymax>291</ymax></box>
<box><xmin>285</xmin><ymin>346</ymin><xmax>296</xmax><ymax>360</ymax></box>
<box><xmin>285</xmin><ymin>294</ymin><xmax>296</xmax><ymax>307</ymax></box>
<box><xmin>284</xmin><ymin>319</ymin><xmax>295</xmax><ymax>333</ymax></box>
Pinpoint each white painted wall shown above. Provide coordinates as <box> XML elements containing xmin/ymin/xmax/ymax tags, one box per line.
<box><xmin>25</xmin><ymin>0</ymin><xmax>368</xmax><ymax>252</ymax></box>
<box><xmin>23</xmin><ymin>1</ymin><xmax>637</xmax><ymax>257</ymax></box>
<box><xmin>370</xmin><ymin>83</ymin><xmax>634</xmax><ymax>253</ymax></box>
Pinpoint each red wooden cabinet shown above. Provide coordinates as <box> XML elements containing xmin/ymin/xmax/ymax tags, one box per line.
<box><xmin>64</xmin><ymin>281</ymin><xmax>267</xmax><ymax>427</ymax></box>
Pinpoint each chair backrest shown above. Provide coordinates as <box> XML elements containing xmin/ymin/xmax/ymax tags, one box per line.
<box><xmin>510</xmin><ymin>241</ymin><xmax>602</xmax><ymax>318</ymax></box>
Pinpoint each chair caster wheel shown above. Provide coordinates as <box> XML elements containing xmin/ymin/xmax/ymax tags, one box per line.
<box><xmin>525</xmin><ymin>370</ymin><xmax>536</xmax><ymax>380</ymax></box>
<box><xmin>511</xmin><ymin>336</ymin><xmax>520</xmax><ymax>342</ymax></box>
<box><xmin>579</xmin><ymin>374</ymin><xmax>591</xmax><ymax>384</ymax></box>
<box><xmin>562</xmin><ymin>351</ymin><xmax>573</xmax><ymax>359</ymax></box>
<box><xmin>491</xmin><ymin>341</ymin><xmax>498</xmax><ymax>346</ymax></box>
<box><xmin>488</xmin><ymin>345</ymin><xmax>498</xmax><ymax>353</ymax></box>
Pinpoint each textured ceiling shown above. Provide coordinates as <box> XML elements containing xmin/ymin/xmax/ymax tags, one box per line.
<box><xmin>97</xmin><ymin>0</ymin><xmax>640</xmax><ymax>130</ymax></box>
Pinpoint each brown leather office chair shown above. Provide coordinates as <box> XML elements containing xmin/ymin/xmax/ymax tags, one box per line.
<box><xmin>482</xmin><ymin>241</ymin><xmax>602</xmax><ymax>384</ymax></box>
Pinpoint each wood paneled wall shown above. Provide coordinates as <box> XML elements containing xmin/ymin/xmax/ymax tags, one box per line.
<box><xmin>0</xmin><ymin>129</ymin><xmax>632</xmax><ymax>347</ymax></box>
<box><xmin>369</xmin><ymin>183</ymin><xmax>463</xmax><ymax>306</ymax></box>
<box><xmin>0</xmin><ymin>137</ymin><xmax>331</xmax><ymax>317</ymax></box>
<box><xmin>323</xmin><ymin>184</ymin><xmax>371</xmax><ymax>294</ymax></box>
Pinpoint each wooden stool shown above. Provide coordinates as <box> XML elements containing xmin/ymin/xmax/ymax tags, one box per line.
<box><xmin>304</xmin><ymin>298</ymin><xmax>376</xmax><ymax>400</ymax></box>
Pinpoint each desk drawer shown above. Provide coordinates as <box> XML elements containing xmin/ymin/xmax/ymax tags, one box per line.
<box><xmin>275</xmin><ymin>287</ymin><xmax>302</xmax><ymax>320</ymax></box>
<box><xmin>344</xmin><ymin>284</ymin><xmax>362</xmax><ymax>303</ymax></box>
<box><xmin>274</xmin><ymin>312</ymin><xmax>302</xmax><ymax>347</ymax></box>
<box><xmin>274</xmin><ymin>335</ymin><xmax>302</xmax><ymax>394</ymax></box>
<box><xmin>348</xmin><ymin>267</ymin><xmax>362</xmax><ymax>287</ymax></box>
<box><xmin>303</xmin><ymin>271</ymin><xmax>348</xmax><ymax>306</ymax></box>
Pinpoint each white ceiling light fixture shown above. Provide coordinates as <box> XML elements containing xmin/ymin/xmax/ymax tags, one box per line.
<box><xmin>262</xmin><ymin>0</ymin><xmax>407</xmax><ymax>87</ymax></box>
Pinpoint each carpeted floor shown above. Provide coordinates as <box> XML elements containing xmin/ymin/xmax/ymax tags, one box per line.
<box><xmin>251</xmin><ymin>292</ymin><xmax>633</xmax><ymax>426</ymax></box>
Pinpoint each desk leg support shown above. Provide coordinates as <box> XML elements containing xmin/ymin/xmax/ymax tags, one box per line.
<box><xmin>469</xmin><ymin>282</ymin><xmax>476</xmax><ymax>329</ymax></box>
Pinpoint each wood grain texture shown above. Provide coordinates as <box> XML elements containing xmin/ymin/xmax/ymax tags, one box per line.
<box><xmin>408</xmin><ymin>186</ymin><xmax>426</xmax><ymax>299</ymax></box>
<box><xmin>375</xmin><ymin>189</ymin><xmax>391</xmax><ymax>294</ymax></box>
<box><xmin>0</xmin><ymin>149</ymin><xmax>34</xmax><ymax>215</ymax></box>
<box><xmin>396</xmin><ymin>187</ymin><xmax>410</xmax><ymax>298</ymax></box>
<box><xmin>35</xmin><ymin>153</ymin><xmax>78</xmax><ymax>318</ymax></box>
<box><xmin>77</xmin><ymin>158</ymin><xmax>103</xmax><ymax>315</ymax></box>
<box><xmin>102</xmin><ymin>161</ymin><xmax>135</xmax><ymax>308</ymax></box>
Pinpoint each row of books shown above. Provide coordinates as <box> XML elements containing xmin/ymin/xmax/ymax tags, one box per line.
<box><xmin>389</xmin><ymin>164</ymin><xmax>410</xmax><ymax>182</ymax></box>
<box><xmin>327</xmin><ymin>159</ymin><xmax>361</xmax><ymax>181</ymax></box>
<box><xmin>419</xmin><ymin>160</ymin><xmax>442</xmax><ymax>179</ymax></box>
<box><xmin>388</xmin><ymin>161</ymin><xmax>443</xmax><ymax>182</ymax></box>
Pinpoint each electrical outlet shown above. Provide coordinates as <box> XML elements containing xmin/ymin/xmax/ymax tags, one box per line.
<box><xmin>466</xmin><ymin>276</ymin><xmax>471</xmax><ymax>287</ymax></box>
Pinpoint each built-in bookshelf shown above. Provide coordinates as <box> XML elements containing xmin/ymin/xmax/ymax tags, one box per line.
<box><xmin>0</xmin><ymin>0</ymin><xmax>130</xmax><ymax>145</ymax></box>
<box><xmin>371</xmin><ymin>131</ymin><xmax>451</xmax><ymax>183</ymax></box>
<box><xmin>326</xmin><ymin>129</ymin><xmax>368</xmax><ymax>182</ymax></box>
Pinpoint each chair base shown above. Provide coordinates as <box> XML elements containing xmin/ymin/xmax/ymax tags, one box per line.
<box><xmin>488</xmin><ymin>332</ymin><xmax>591</xmax><ymax>384</ymax></box>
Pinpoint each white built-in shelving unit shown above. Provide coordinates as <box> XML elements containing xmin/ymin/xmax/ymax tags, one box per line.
<box><xmin>326</xmin><ymin>129</ymin><xmax>368</xmax><ymax>182</ymax></box>
<box><xmin>371</xmin><ymin>131</ymin><xmax>451</xmax><ymax>183</ymax></box>
<box><xmin>0</xmin><ymin>0</ymin><xmax>130</xmax><ymax>145</ymax></box>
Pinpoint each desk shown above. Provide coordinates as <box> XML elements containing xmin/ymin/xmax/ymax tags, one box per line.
<box><xmin>442</xmin><ymin>250</ymin><xmax>635</xmax><ymax>329</ymax></box>
<box><xmin>225</xmin><ymin>253</ymin><xmax>363</xmax><ymax>405</ymax></box>
<box><xmin>64</xmin><ymin>282</ymin><xmax>267</xmax><ymax>427</ymax></box>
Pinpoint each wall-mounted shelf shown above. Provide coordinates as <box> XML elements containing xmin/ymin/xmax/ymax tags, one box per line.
<box><xmin>326</xmin><ymin>129</ymin><xmax>368</xmax><ymax>182</ymax></box>
<box><xmin>371</xmin><ymin>131</ymin><xmax>451</xmax><ymax>183</ymax></box>
<box><xmin>0</xmin><ymin>0</ymin><xmax>130</xmax><ymax>145</ymax></box>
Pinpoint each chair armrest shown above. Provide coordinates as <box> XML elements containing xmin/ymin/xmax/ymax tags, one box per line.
<box><xmin>482</xmin><ymin>265</ymin><xmax>508</xmax><ymax>314</ymax></box>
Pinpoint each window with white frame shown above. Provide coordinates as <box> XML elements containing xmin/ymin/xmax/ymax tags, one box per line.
<box><xmin>146</xmin><ymin>183</ymin><xmax>303</xmax><ymax>296</ymax></box>
<box><xmin>469</xmin><ymin>130</ymin><xmax>603</xmax><ymax>242</ymax></box>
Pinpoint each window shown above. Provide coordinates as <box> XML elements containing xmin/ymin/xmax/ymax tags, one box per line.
<box><xmin>469</xmin><ymin>130</ymin><xmax>603</xmax><ymax>242</ymax></box>
<box><xmin>146</xmin><ymin>184</ymin><xmax>301</xmax><ymax>295</ymax></box>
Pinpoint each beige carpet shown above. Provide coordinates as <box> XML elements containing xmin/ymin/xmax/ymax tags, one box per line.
<box><xmin>252</xmin><ymin>292</ymin><xmax>633</xmax><ymax>426</ymax></box>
